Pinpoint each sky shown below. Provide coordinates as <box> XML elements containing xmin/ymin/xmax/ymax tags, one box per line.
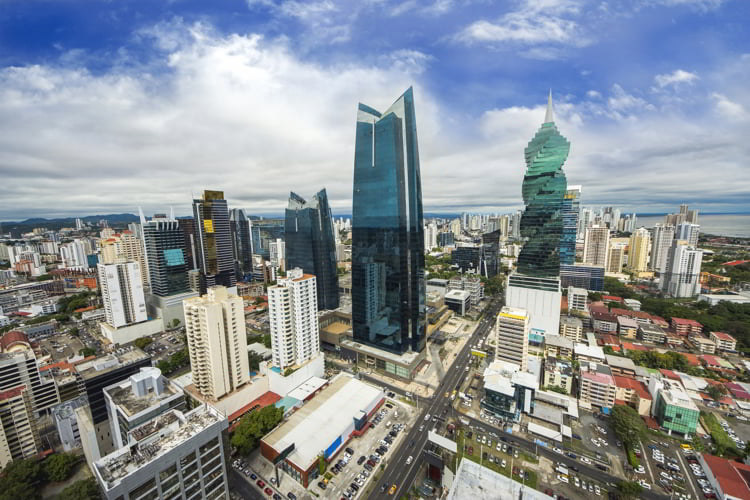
<box><xmin>0</xmin><ymin>0</ymin><xmax>748</xmax><ymax>220</ymax></box>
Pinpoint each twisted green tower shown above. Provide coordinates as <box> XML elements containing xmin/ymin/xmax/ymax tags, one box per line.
<box><xmin>516</xmin><ymin>92</ymin><xmax>569</xmax><ymax>278</ymax></box>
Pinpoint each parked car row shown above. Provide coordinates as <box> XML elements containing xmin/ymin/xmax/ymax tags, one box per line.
<box><xmin>232</xmin><ymin>459</ymin><xmax>290</xmax><ymax>500</ymax></box>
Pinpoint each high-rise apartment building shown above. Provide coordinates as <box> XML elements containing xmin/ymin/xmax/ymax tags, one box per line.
<box><xmin>628</xmin><ymin>227</ymin><xmax>650</xmax><ymax>273</ymax></box>
<box><xmin>183</xmin><ymin>286</ymin><xmax>249</xmax><ymax>401</ymax></box>
<box><xmin>351</xmin><ymin>87</ymin><xmax>426</xmax><ymax>355</ymax></box>
<box><xmin>583</xmin><ymin>224</ymin><xmax>610</xmax><ymax>268</ymax></box>
<box><xmin>192</xmin><ymin>190</ymin><xmax>236</xmax><ymax>292</ymax></box>
<box><xmin>98</xmin><ymin>262</ymin><xmax>147</xmax><ymax>328</ymax></box>
<box><xmin>607</xmin><ymin>242</ymin><xmax>626</xmax><ymax>273</ymax></box>
<box><xmin>60</xmin><ymin>239</ymin><xmax>90</xmax><ymax>271</ymax></box>
<box><xmin>0</xmin><ymin>350</ymin><xmax>60</xmax><ymax>418</ymax></box>
<box><xmin>560</xmin><ymin>185</ymin><xmax>581</xmax><ymax>266</ymax></box>
<box><xmin>506</xmin><ymin>93</ymin><xmax>566</xmax><ymax>337</ymax></box>
<box><xmin>269</xmin><ymin>238</ymin><xmax>285</xmax><ymax>269</ymax></box>
<box><xmin>661</xmin><ymin>240</ymin><xmax>702</xmax><ymax>298</ymax></box>
<box><xmin>495</xmin><ymin>307</ymin><xmax>530</xmax><ymax>372</ymax></box>
<box><xmin>650</xmin><ymin>223</ymin><xmax>675</xmax><ymax>274</ymax></box>
<box><xmin>229</xmin><ymin>208</ymin><xmax>253</xmax><ymax>280</ymax></box>
<box><xmin>268</xmin><ymin>269</ymin><xmax>320</xmax><ymax>370</ymax></box>
<box><xmin>284</xmin><ymin>189</ymin><xmax>339</xmax><ymax>311</ymax></box>
<box><xmin>0</xmin><ymin>385</ymin><xmax>38</xmax><ymax>467</ymax></box>
<box><xmin>141</xmin><ymin>215</ymin><xmax>189</xmax><ymax>297</ymax></box>
<box><xmin>676</xmin><ymin>222</ymin><xmax>700</xmax><ymax>247</ymax></box>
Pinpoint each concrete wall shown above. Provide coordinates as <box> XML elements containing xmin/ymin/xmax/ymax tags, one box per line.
<box><xmin>100</xmin><ymin>318</ymin><xmax>163</xmax><ymax>346</ymax></box>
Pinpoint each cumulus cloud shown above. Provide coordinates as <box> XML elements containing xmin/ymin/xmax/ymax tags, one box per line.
<box><xmin>654</xmin><ymin>69</ymin><xmax>699</xmax><ymax>88</ymax></box>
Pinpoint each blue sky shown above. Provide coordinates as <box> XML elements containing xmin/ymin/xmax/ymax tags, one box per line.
<box><xmin>0</xmin><ymin>0</ymin><xmax>748</xmax><ymax>220</ymax></box>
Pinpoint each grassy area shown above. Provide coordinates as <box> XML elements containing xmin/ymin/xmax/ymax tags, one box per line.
<box><xmin>456</xmin><ymin>430</ymin><xmax>538</xmax><ymax>488</ymax></box>
<box><xmin>701</xmin><ymin>411</ymin><xmax>742</xmax><ymax>457</ymax></box>
<box><xmin>398</xmin><ymin>397</ymin><xmax>416</xmax><ymax>407</ymax></box>
<box><xmin>626</xmin><ymin>447</ymin><xmax>640</xmax><ymax>468</ymax></box>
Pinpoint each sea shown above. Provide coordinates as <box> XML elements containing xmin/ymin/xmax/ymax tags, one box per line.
<box><xmin>635</xmin><ymin>214</ymin><xmax>750</xmax><ymax>238</ymax></box>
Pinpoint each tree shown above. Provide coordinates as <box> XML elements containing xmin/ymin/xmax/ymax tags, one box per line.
<box><xmin>543</xmin><ymin>385</ymin><xmax>569</xmax><ymax>395</ymax></box>
<box><xmin>262</xmin><ymin>334</ymin><xmax>272</xmax><ymax>349</ymax></box>
<box><xmin>68</xmin><ymin>327</ymin><xmax>80</xmax><ymax>336</ymax></box>
<box><xmin>706</xmin><ymin>384</ymin><xmax>727</xmax><ymax>402</ymax></box>
<box><xmin>616</xmin><ymin>480</ymin><xmax>643</xmax><ymax>499</ymax></box>
<box><xmin>134</xmin><ymin>337</ymin><xmax>153</xmax><ymax>349</ymax></box>
<box><xmin>156</xmin><ymin>360</ymin><xmax>171</xmax><ymax>374</ymax></box>
<box><xmin>231</xmin><ymin>405</ymin><xmax>284</xmax><ymax>455</ymax></box>
<box><xmin>318</xmin><ymin>455</ymin><xmax>326</xmax><ymax>475</ymax></box>
<box><xmin>58</xmin><ymin>478</ymin><xmax>101</xmax><ymax>500</ymax></box>
<box><xmin>79</xmin><ymin>347</ymin><xmax>95</xmax><ymax>357</ymax></box>
<box><xmin>43</xmin><ymin>453</ymin><xmax>77</xmax><ymax>482</ymax></box>
<box><xmin>0</xmin><ymin>458</ymin><xmax>43</xmax><ymax>500</ymax></box>
<box><xmin>248</xmin><ymin>351</ymin><xmax>263</xmax><ymax>372</ymax></box>
<box><xmin>171</xmin><ymin>318</ymin><xmax>180</xmax><ymax>328</ymax></box>
<box><xmin>611</xmin><ymin>404</ymin><xmax>646</xmax><ymax>450</ymax></box>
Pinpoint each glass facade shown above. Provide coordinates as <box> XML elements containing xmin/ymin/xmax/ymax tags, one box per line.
<box><xmin>560</xmin><ymin>263</ymin><xmax>604</xmax><ymax>291</ymax></box>
<box><xmin>352</xmin><ymin>87</ymin><xmax>426</xmax><ymax>355</ymax></box>
<box><xmin>655</xmin><ymin>395</ymin><xmax>699</xmax><ymax>436</ymax></box>
<box><xmin>451</xmin><ymin>245</ymin><xmax>481</xmax><ymax>273</ymax></box>
<box><xmin>560</xmin><ymin>186</ymin><xmax>580</xmax><ymax>266</ymax></box>
<box><xmin>284</xmin><ymin>189</ymin><xmax>339</xmax><ymax>310</ymax></box>
<box><xmin>250</xmin><ymin>218</ymin><xmax>285</xmax><ymax>260</ymax></box>
<box><xmin>229</xmin><ymin>208</ymin><xmax>253</xmax><ymax>281</ymax></box>
<box><xmin>192</xmin><ymin>190</ymin><xmax>236</xmax><ymax>291</ymax></box>
<box><xmin>142</xmin><ymin>219</ymin><xmax>190</xmax><ymax>297</ymax></box>
<box><xmin>517</xmin><ymin>95</ymin><xmax>569</xmax><ymax>278</ymax></box>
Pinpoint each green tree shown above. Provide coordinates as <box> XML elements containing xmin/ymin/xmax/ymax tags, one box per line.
<box><xmin>58</xmin><ymin>478</ymin><xmax>101</xmax><ymax>500</ymax></box>
<box><xmin>156</xmin><ymin>360</ymin><xmax>172</xmax><ymax>373</ymax></box>
<box><xmin>0</xmin><ymin>458</ymin><xmax>43</xmax><ymax>500</ymax></box>
<box><xmin>706</xmin><ymin>384</ymin><xmax>727</xmax><ymax>401</ymax></box>
<box><xmin>231</xmin><ymin>405</ymin><xmax>284</xmax><ymax>455</ymax></box>
<box><xmin>79</xmin><ymin>347</ymin><xmax>95</xmax><ymax>357</ymax></box>
<box><xmin>68</xmin><ymin>327</ymin><xmax>80</xmax><ymax>336</ymax></box>
<box><xmin>616</xmin><ymin>480</ymin><xmax>643</xmax><ymax>499</ymax></box>
<box><xmin>43</xmin><ymin>453</ymin><xmax>77</xmax><ymax>482</ymax></box>
<box><xmin>262</xmin><ymin>334</ymin><xmax>272</xmax><ymax>349</ymax></box>
<box><xmin>318</xmin><ymin>455</ymin><xmax>326</xmax><ymax>476</ymax></box>
<box><xmin>248</xmin><ymin>351</ymin><xmax>263</xmax><ymax>371</ymax></box>
<box><xmin>134</xmin><ymin>337</ymin><xmax>153</xmax><ymax>349</ymax></box>
<box><xmin>34</xmin><ymin>274</ymin><xmax>53</xmax><ymax>282</ymax></box>
<box><xmin>543</xmin><ymin>385</ymin><xmax>568</xmax><ymax>395</ymax></box>
<box><xmin>611</xmin><ymin>404</ymin><xmax>646</xmax><ymax>450</ymax></box>
<box><xmin>171</xmin><ymin>318</ymin><xmax>180</xmax><ymax>328</ymax></box>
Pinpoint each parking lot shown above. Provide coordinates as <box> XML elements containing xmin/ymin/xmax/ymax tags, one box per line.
<box><xmin>239</xmin><ymin>396</ymin><xmax>416</xmax><ymax>500</ymax></box>
<box><xmin>39</xmin><ymin>333</ymin><xmax>85</xmax><ymax>360</ymax></box>
<box><xmin>636</xmin><ymin>437</ymin><xmax>708</xmax><ymax>499</ymax></box>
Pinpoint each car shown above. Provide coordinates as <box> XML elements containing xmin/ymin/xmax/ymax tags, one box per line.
<box><xmin>514</xmin><ymin>450</ymin><xmax>519</xmax><ymax>458</ymax></box>
<box><xmin>581</xmin><ymin>457</ymin><xmax>592</xmax><ymax>464</ymax></box>
<box><xmin>570</xmin><ymin>465</ymin><xmax>579</xmax><ymax>472</ymax></box>
<box><xmin>265</xmin><ymin>488</ymin><xmax>273</xmax><ymax>496</ymax></box>
<box><xmin>596</xmin><ymin>464</ymin><xmax>608</xmax><ymax>472</ymax></box>
<box><xmin>257</xmin><ymin>480</ymin><xmax>265</xmax><ymax>488</ymax></box>
<box><xmin>270</xmin><ymin>477</ymin><xmax>277</xmax><ymax>485</ymax></box>
<box><xmin>389</xmin><ymin>484</ymin><xmax>397</xmax><ymax>495</ymax></box>
<box><xmin>635</xmin><ymin>466</ymin><xmax>646</xmax><ymax>474</ymax></box>
<box><xmin>364</xmin><ymin>463</ymin><xmax>373</xmax><ymax>471</ymax></box>
<box><xmin>273</xmin><ymin>494</ymin><xmax>282</xmax><ymax>500</ymax></box>
<box><xmin>406</xmin><ymin>456</ymin><xmax>413</xmax><ymax>465</ymax></box>
<box><xmin>358</xmin><ymin>456</ymin><xmax>366</xmax><ymax>465</ymax></box>
<box><xmin>318</xmin><ymin>481</ymin><xmax>327</xmax><ymax>490</ymax></box>
<box><xmin>251</xmin><ymin>473</ymin><xmax>258</xmax><ymax>480</ymax></box>
<box><xmin>501</xmin><ymin>459</ymin><xmax>507</xmax><ymax>468</ymax></box>
<box><xmin>648</xmin><ymin>444</ymin><xmax>659</xmax><ymax>450</ymax></box>
<box><xmin>595</xmin><ymin>485</ymin><xmax>601</xmax><ymax>496</ymax></box>
<box><xmin>588</xmin><ymin>483</ymin><xmax>594</xmax><ymax>492</ymax></box>
<box><xmin>287</xmin><ymin>493</ymin><xmax>297</xmax><ymax>500</ymax></box>
<box><xmin>424</xmin><ymin>414</ymin><xmax>431</xmax><ymax>421</ymax></box>
<box><xmin>574</xmin><ymin>477</ymin><xmax>580</xmax><ymax>487</ymax></box>
<box><xmin>346</xmin><ymin>447</ymin><xmax>355</xmax><ymax>455</ymax></box>
<box><xmin>556</xmin><ymin>474</ymin><xmax>569</xmax><ymax>483</ymax></box>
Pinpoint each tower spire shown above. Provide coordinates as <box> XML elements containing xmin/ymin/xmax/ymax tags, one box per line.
<box><xmin>545</xmin><ymin>89</ymin><xmax>554</xmax><ymax>123</ymax></box>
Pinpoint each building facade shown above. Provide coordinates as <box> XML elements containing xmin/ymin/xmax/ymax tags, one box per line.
<box><xmin>98</xmin><ymin>262</ymin><xmax>148</xmax><ymax>329</ymax></box>
<box><xmin>142</xmin><ymin>216</ymin><xmax>190</xmax><ymax>297</ymax></box>
<box><xmin>495</xmin><ymin>307</ymin><xmax>530</xmax><ymax>372</ymax></box>
<box><xmin>229</xmin><ymin>208</ymin><xmax>253</xmax><ymax>281</ymax></box>
<box><xmin>192</xmin><ymin>190</ymin><xmax>236</xmax><ymax>292</ymax></box>
<box><xmin>583</xmin><ymin>225</ymin><xmax>610</xmax><ymax>268</ymax></box>
<box><xmin>351</xmin><ymin>88</ymin><xmax>426</xmax><ymax>356</ymax></box>
<box><xmin>650</xmin><ymin>223</ymin><xmax>675</xmax><ymax>274</ymax></box>
<box><xmin>560</xmin><ymin>185</ymin><xmax>581</xmax><ymax>266</ymax></box>
<box><xmin>627</xmin><ymin>227</ymin><xmax>651</xmax><ymax>273</ymax></box>
<box><xmin>661</xmin><ymin>240</ymin><xmax>702</xmax><ymax>298</ymax></box>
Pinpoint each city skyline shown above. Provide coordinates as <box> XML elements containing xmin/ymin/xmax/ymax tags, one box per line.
<box><xmin>0</xmin><ymin>1</ymin><xmax>748</xmax><ymax>220</ymax></box>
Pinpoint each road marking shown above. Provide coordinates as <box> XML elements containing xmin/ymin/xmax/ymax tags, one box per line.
<box><xmin>640</xmin><ymin>441</ymin><xmax>656</xmax><ymax>485</ymax></box>
<box><xmin>675</xmin><ymin>449</ymin><xmax>699</xmax><ymax>499</ymax></box>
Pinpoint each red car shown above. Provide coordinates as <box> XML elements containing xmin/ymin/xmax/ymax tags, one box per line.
<box><xmin>264</xmin><ymin>487</ymin><xmax>273</xmax><ymax>496</ymax></box>
<box><xmin>468</xmin><ymin>446</ymin><xmax>473</xmax><ymax>456</ymax></box>
<box><xmin>257</xmin><ymin>480</ymin><xmax>265</xmax><ymax>488</ymax></box>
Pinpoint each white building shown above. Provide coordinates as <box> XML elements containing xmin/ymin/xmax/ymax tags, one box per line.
<box><xmin>650</xmin><ymin>223</ymin><xmax>675</xmax><ymax>273</ymax></box>
<box><xmin>93</xmin><ymin>406</ymin><xmax>229</xmax><ymax>500</ymax></box>
<box><xmin>60</xmin><ymin>239</ymin><xmax>90</xmax><ymax>270</ymax></box>
<box><xmin>583</xmin><ymin>224</ymin><xmax>610</xmax><ymax>268</ymax></box>
<box><xmin>424</xmin><ymin>222</ymin><xmax>438</xmax><ymax>251</ymax></box>
<box><xmin>495</xmin><ymin>307</ymin><xmax>530</xmax><ymax>372</ymax></box>
<box><xmin>505</xmin><ymin>274</ymin><xmax>561</xmax><ymax>338</ymax></box>
<box><xmin>98</xmin><ymin>262</ymin><xmax>148</xmax><ymax>328</ymax></box>
<box><xmin>270</xmin><ymin>238</ymin><xmax>285</xmax><ymax>269</ymax></box>
<box><xmin>268</xmin><ymin>268</ymin><xmax>320</xmax><ymax>371</ymax></box>
<box><xmin>676</xmin><ymin>222</ymin><xmax>700</xmax><ymax>247</ymax></box>
<box><xmin>661</xmin><ymin>240</ymin><xmax>702</xmax><ymax>298</ymax></box>
<box><xmin>183</xmin><ymin>286</ymin><xmax>249</xmax><ymax>401</ymax></box>
<box><xmin>567</xmin><ymin>286</ymin><xmax>588</xmax><ymax>312</ymax></box>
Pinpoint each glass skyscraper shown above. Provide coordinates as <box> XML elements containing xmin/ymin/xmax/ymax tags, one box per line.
<box><xmin>560</xmin><ymin>185</ymin><xmax>581</xmax><ymax>266</ymax></box>
<box><xmin>249</xmin><ymin>218</ymin><xmax>285</xmax><ymax>260</ymax></box>
<box><xmin>229</xmin><ymin>208</ymin><xmax>253</xmax><ymax>281</ymax></box>
<box><xmin>192</xmin><ymin>190</ymin><xmax>236</xmax><ymax>291</ymax></box>
<box><xmin>516</xmin><ymin>93</ymin><xmax>569</xmax><ymax>279</ymax></box>
<box><xmin>284</xmin><ymin>189</ymin><xmax>339</xmax><ymax>311</ymax></box>
<box><xmin>351</xmin><ymin>87</ymin><xmax>426</xmax><ymax>355</ymax></box>
<box><xmin>142</xmin><ymin>216</ymin><xmax>190</xmax><ymax>297</ymax></box>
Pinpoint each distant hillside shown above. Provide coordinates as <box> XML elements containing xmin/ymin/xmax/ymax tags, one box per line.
<box><xmin>1</xmin><ymin>213</ymin><xmax>139</xmax><ymax>237</ymax></box>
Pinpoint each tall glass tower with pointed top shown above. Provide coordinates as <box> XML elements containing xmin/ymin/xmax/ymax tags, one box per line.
<box><xmin>506</xmin><ymin>93</ymin><xmax>567</xmax><ymax>340</ymax></box>
<box><xmin>351</xmin><ymin>87</ymin><xmax>426</xmax><ymax>356</ymax></box>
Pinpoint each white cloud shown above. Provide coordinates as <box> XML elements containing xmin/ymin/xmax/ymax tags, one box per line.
<box><xmin>711</xmin><ymin>92</ymin><xmax>748</xmax><ymax>121</ymax></box>
<box><xmin>586</xmin><ymin>90</ymin><xmax>601</xmax><ymax>99</ymax></box>
<box><xmin>606</xmin><ymin>83</ymin><xmax>655</xmax><ymax>118</ymax></box>
<box><xmin>654</xmin><ymin>69</ymin><xmax>699</xmax><ymax>88</ymax></box>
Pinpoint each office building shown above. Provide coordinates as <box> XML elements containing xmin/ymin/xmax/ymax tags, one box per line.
<box><xmin>480</xmin><ymin>230</ymin><xmax>502</xmax><ymax>277</ymax></box>
<box><xmin>560</xmin><ymin>263</ymin><xmax>604</xmax><ymax>291</ymax></box>
<box><xmin>661</xmin><ymin>240</ymin><xmax>702</xmax><ymax>298</ymax></box>
<box><xmin>676</xmin><ymin>222</ymin><xmax>700</xmax><ymax>247</ymax></box>
<box><xmin>560</xmin><ymin>185</ymin><xmax>581</xmax><ymax>266</ymax></box>
<box><xmin>506</xmin><ymin>93</ymin><xmax>566</xmax><ymax>337</ymax></box>
<box><xmin>567</xmin><ymin>286</ymin><xmax>587</xmax><ymax>312</ymax></box>
<box><xmin>627</xmin><ymin>227</ymin><xmax>650</xmax><ymax>273</ymax></box>
<box><xmin>268</xmin><ymin>269</ymin><xmax>320</xmax><ymax>370</ymax></box>
<box><xmin>452</xmin><ymin>244</ymin><xmax>481</xmax><ymax>273</ymax></box>
<box><xmin>192</xmin><ymin>190</ymin><xmax>236</xmax><ymax>292</ymax></box>
<box><xmin>98</xmin><ymin>262</ymin><xmax>148</xmax><ymax>328</ymax></box>
<box><xmin>0</xmin><ymin>350</ymin><xmax>60</xmax><ymax>418</ymax></box>
<box><xmin>250</xmin><ymin>218</ymin><xmax>285</xmax><ymax>260</ymax></box>
<box><xmin>579</xmin><ymin>363</ymin><xmax>616</xmax><ymax>412</ymax></box>
<box><xmin>438</xmin><ymin>231</ymin><xmax>454</xmax><ymax>247</ymax></box>
<box><xmin>351</xmin><ymin>87</ymin><xmax>426</xmax><ymax>356</ymax></box>
<box><xmin>141</xmin><ymin>214</ymin><xmax>190</xmax><ymax>297</ymax></box>
<box><xmin>284</xmin><ymin>189</ymin><xmax>339</xmax><ymax>310</ymax></box>
<box><xmin>0</xmin><ymin>385</ymin><xmax>38</xmax><ymax>466</ymax></box>
<box><xmin>495</xmin><ymin>307</ymin><xmax>530</xmax><ymax>372</ymax></box>
<box><xmin>583</xmin><ymin>224</ymin><xmax>610</xmax><ymax>268</ymax></box>
<box><xmin>448</xmin><ymin>275</ymin><xmax>484</xmax><ymax>307</ymax></box>
<box><xmin>229</xmin><ymin>208</ymin><xmax>253</xmax><ymax>281</ymax></box>
<box><xmin>93</xmin><ymin>405</ymin><xmax>229</xmax><ymax>500</ymax></box>
<box><xmin>103</xmin><ymin>367</ymin><xmax>185</xmax><ymax>449</ymax></box>
<box><xmin>183</xmin><ymin>286</ymin><xmax>249</xmax><ymax>401</ymax></box>
<box><xmin>650</xmin><ymin>223</ymin><xmax>675</xmax><ymax>274</ymax></box>
<box><xmin>177</xmin><ymin>218</ymin><xmax>199</xmax><ymax>271</ymax></box>
<box><xmin>607</xmin><ymin>242</ymin><xmax>626</xmax><ymax>273</ymax></box>
<box><xmin>444</xmin><ymin>289</ymin><xmax>471</xmax><ymax>316</ymax></box>
<box><xmin>649</xmin><ymin>377</ymin><xmax>699</xmax><ymax>436</ymax></box>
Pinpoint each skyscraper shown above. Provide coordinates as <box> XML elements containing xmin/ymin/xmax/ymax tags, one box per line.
<box><xmin>351</xmin><ymin>87</ymin><xmax>426</xmax><ymax>355</ymax></box>
<box><xmin>560</xmin><ymin>185</ymin><xmax>581</xmax><ymax>266</ymax></box>
<box><xmin>650</xmin><ymin>223</ymin><xmax>675</xmax><ymax>274</ymax></box>
<box><xmin>661</xmin><ymin>241</ymin><xmax>702</xmax><ymax>297</ymax></box>
<box><xmin>506</xmin><ymin>92</ymin><xmax>567</xmax><ymax>337</ymax></box>
<box><xmin>268</xmin><ymin>269</ymin><xmax>320</xmax><ymax>370</ymax></box>
<box><xmin>141</xmin><ymin>214</ymin><xmax>189</xmax><ymax>297</ymax></box>
<box><xmin>676</xmin><ymin>222</ymin><xmax>700</xmax><ymax>247</ymax></box>
<box><xmin>628</xmin><ymin>227</ymin><xmax>650</xmax><ymax>273</ymax></box>
<box><xmin>284</xmin><ymin>189</ymin><xmax>339</xmax><ymax>310</ymax></box>
<box><xmin>183</xmin><ymin>286</ymin><xmax>249</xmax><ymax>401</ymax></box>
<box><xmin>192</xmin><ymin>190</ymin><xmax>236</xmax><ymax>292</ymax></box>
<box><xmin>98</xmin><ymin>262</ymin><xmax>147</xmax><ymax>328</ymax></box>
<box><xmin>229</xmin><ymin>208</ymin><xmax>253</xmax><ymax>281</ymax></box>
<box><xmin>583</xmin><ymin>224</ymin><xmax>610</xmax><ymax>268</ymax></box>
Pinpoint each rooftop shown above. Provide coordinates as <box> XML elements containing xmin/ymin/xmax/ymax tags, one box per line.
<box><xmin>76</xmin><ymin>347</ymin><xmax>150</xmax><ymax>381</ymax></box>
<box><xmin>672</xmin><ymin>317</ymin><xmax>702</xmax><ymax>327</ymax></box>
<box><xmin>605</xmin><ymin>354</ymin><xmax>636</xmax><ymax>371</ymax></box>
<box><xmin>613</xmin><ymin>375</ymin><xmax>652</xmax><ymax>400</ymax></box>
<box><xmin>575</xmin><ymin>343</ymin><xmax>605</xmax><ymax>360</ymax></box>
<box><xmin>104</xmin><ymin>368</ymin><xmax>181</xmax><ymax>418</ymax></box>
<box><xmin>447</xmin><ymin>458</ymin><xmax>553</xmax><ymax>500</ymax></box>
<box><xmin>545</xmin><ymin>335</ymin><xmax>573</xmax><ymax>349</ymax></box>
<box><xmin>711</xmin><ymin>331</ymin><xmax>735</xmax><ymax>342</ymax></box>
<box><xmin>94</xmin><ymin>406</ymin><xmax>226</xmax><ymax>490</ymax></box>
<box><xmin>617</xmin><ymin>316</ymin><xmax>639</xmax><ymax>328</ymax></box>
<box><xmin>560</xmin><ymin>316</ymin><xmax>582</xmax><ymax>328</ymax></box>
<box><xmin>701</xmin><ymin>453</ymin><xmax>750</xmax><ymax>499</ymax></box>
<box><xmin>661</xmin><ymin>387</ymin><xmax>699</xmax><ymax>411</ymax></box>
<box><xmin>445</xmin><ymin>289</ymin><xmax>471</xmax><ymax>300</ymax></box>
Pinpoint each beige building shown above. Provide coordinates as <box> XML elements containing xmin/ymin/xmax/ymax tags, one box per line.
<box><xmin>495</xmin><ymin>307</ymin><xmax>530</xmax><ymax>372</ymax></box>
<box><xmin>183</xmin><ymin>286</ymin><xmax>249</xmax><ymax>401</ymax></box>
<box><xmin>583</xmin><ymin>225</ymin><xmax>610</xmax><ymax>268</ymax></box>
<box><xmin>607</xmin><ymin>242</ymin><xmax>627</xmax><ymax>273</ymax></box>
<box><xmin>545</xmin><ymin>335</ymin><xmax>573</xmax><ymax>359</ymax></box>
<box><xmin>559</xmin><ymin>316</ymin><xmax>584</xmax><ymax>344</ymax></box>
<box><xmin>99</xmin><ymin>231</ymin><xmax>149</xmax><ymax>287</ymax></box>
<box><xmin>0</xmin><ymin>385</ymin><xmax>39</xmax><ymax>467</ymax></box>
<box><xmin>710</xmin><ymin>331</ymin><xmax>736</xmax><ymax>352</ymax></box>
<box><xmin>543</xmin><ymin>357</ymin><xmax>573</xmax><ymax>394</ymax></box>
<box><xmin>613</xmin><ymin>376</ymin><xmax>652</xmax><ymax>416</ymax></box>
<box><xmin>628</xmin><ymin>227</ymin><xmax>651</xmax><ymax>273</ymax></box>
<box><xmin>579</xmin><ymin>363</ymin><xmax>616</xmax><ymax>410</ymax></box>
<box><xmin>689</xmin><ymin>333</ymin><xmax>716</xmax><ymax>354</ymax></box>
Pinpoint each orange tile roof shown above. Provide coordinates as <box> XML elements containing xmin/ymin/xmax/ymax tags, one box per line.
<box><xmin>701</xmin><ymin>454</ymin><xmax>750</xmax><ymax>500</ymax></box>
<box><xmin>613</xmin><ymin>375</ymin><xmax>652</xmax><ymax>400</ymax></box>
<box><xmin>228</xmin><ymin>391</ymin><xmax>281</xmax><ymax>428</ymax></box>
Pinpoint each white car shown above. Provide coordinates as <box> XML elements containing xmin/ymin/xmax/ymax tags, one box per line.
<box><xmin>424</xmin><ymin>414</ymin><xmax>430</xmax><ymax>421</ymax></box>
<box><xmin>635</xmin><ymin>466</ymin><xmax>646</xmax><ymax>474</ymax></box>
<box><xmin>553</xmin><ymin>447</ymin><xmax>563</xmax><ymax>454</ymax></box>
<box><xmin>594</xmin><ymin>485</ymin><xmax>601</xmax><ymax>496</ymax></box>
<box><xmin>580</xmin><ymin>457</ymin><xmax>592</xmax><ymax>464</ymax></box>
<box><xmin>501</xmin><ymin>459</ymin><xmax>507</xmax><ymax>468</ymax></box>
<box><xmin>556</xmin><ymin>474</ymin><xmax>569</xmax><ymax>483</ymax></box>
<box><xmin>638</xmin><ymin>480</ymin><xmax>652</xmax><ymax>490</ymax></box>
<box><xmin>406</xmin><ymin>456</ymin><xmax>413</xmax><ymax>465</ymax></box>
<box><xmin>573</xmin><ymin>477</ymin><xmax>580</xmax><ymax>487</ymax></box>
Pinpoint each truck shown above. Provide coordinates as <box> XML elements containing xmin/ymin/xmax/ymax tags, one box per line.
<box><xmin>555</xmin><ymin>465</ymin><xmax>569</xmax><ymax>476</ymax></box>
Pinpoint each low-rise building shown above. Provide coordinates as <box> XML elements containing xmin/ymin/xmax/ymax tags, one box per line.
<box><xmin>543</xmin><ymin>357</ymin><xmax>573</xmax><ymax>394</ymax></box>
<box><xmin>93</xmin><ymin>406</ymin><xmax>229</xmax><ymax>500</ymax></box>
<box><xmin>623</xmin><ymin>298</ymin><xmax>641</xmax><ymax>311</ymax></box>
<box><xmin>698</xmin><ymin>453</ymin><xmax>750</xmax><ymax>500</ymax></box>
<box><xmin>639</xmin><ymin>323</ymin><xmax>667</xmax><ymax>344</ymax></box>
<box><xmin>559</xmin><ymin>316</ymin><xmax>584</xmax><ymax>344</ymax></box>
<box><xmin>591</xmin><ymin>311</ymin><xmax>617</xmax><ymax>334</ymax></box>
<box><xmin>567</xmin><ymin>286</ymin><xmax>588</xmax><ymax>312</ymax></box>
<box><xmin>671</xmin><ymin>317</ymin><xmax>703</xmax><ymax>337</ymax></box>
<box><xmin>544</xmin><ymin>335</ymin><xmax>573</xmax><ymax>359</ymax></box>
<box><xmin>689</xmin><ymin>333</ymin><xmax>716</xmax><ymax>354</ymax></box>
<box><xmin>617</xmin><ymin>316</ymin><xmax>638</xmax><ymax>339</ymax></box>
<box><xmin>574</xmin><ymin>343</ymin><xmax>605</xmax><ymax>364</ymax></box>
<box><xmin>444</xmin><ymin>289</ymin><xmax>472</xmax><ymax>316</ymax></box>
<box><xmin>613</xmin><ymin>375</ymin><xmax>652</xmax><ymax>416</ymax></box>
<box><xmin>605</xmin><ymin>354</ymin><xmax>637</xmax><ymax>378</ymax></box>
<box><xmin>710</xmin><ymin>331</ymin><xmax>737</xmax><ymax>352</ymax></box>
<box><xmin>579</xmin><ymin>363</ymin><xmax>616</xmax><ymax>412</ymax></box>
<box><xmin>649</xmin><ymin>377</ymin><xmax>700</xmax><ymax>436</ymax></box>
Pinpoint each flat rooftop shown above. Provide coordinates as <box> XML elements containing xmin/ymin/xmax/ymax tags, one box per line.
<box><xmin>104</xmin><ymin>375</ymin><xmax>181</xmax><ymax>418</ymax></box>
<box><xmin>340</xmin><ymin>339</ymin><xmax>421</xmax><ymax>366</ymax></box>
<box><xmin>94</xmin><ymin>406</ymin><xmax>226</xmax><ymax>491</ymax></box>
<box><xmin>447</xmin><ymin>458</ymin><xmax>553</xmax><ymax>500</ymax></box>
<box><xmin>76</xmin><ymin>347</ymin><xmax>150</xmax><ymax>381</ymax></box>
<box><xmin>262</xmin><ymin>374</ymin><xmax>383</xmax><ymax>470</ymax></box>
